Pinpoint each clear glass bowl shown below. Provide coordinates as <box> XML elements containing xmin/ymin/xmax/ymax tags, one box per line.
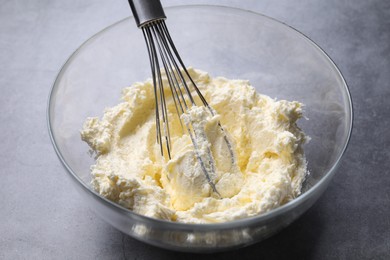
<box><xmin>48</xmin><ymin>5</ymin><xmax>352</xmax><ymax>253</ymax></box>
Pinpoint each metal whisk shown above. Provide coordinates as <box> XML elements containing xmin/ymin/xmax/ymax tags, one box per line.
<box><xmin>127</xmin><ymin>0</ymin><xmax>234</xmax><ymax>195</ymax></box>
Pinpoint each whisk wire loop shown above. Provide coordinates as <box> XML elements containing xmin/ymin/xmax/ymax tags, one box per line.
<box><xmin>141</xmin><ymin>20</ymin><xmax>223</xmax><ymax>195</ymax></box>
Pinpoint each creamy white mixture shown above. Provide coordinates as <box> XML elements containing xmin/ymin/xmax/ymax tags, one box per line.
<box><xmin>81</xmin><ymin>68</ymin><xmax>308</xmax><ymax>223</ymax></box>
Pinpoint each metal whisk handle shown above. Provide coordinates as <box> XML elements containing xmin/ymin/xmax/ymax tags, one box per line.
<box><xmin>128</xmin><ymin>0</ymin><xmax>166</xmax><ymax>27</ymax></box>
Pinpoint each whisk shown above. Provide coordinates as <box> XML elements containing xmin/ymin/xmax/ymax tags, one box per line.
<box><xmin>127</xmin><ymin>0</ymin><xmax>234</xmax><ymax>195</ymax></box>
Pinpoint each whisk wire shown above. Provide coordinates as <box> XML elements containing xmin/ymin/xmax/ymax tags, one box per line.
<box><xmin>141</xmin><ymin>20</ymin><xmax>222</xmax><ymax>195</ymax></box>
<box><xmin>142</xmin><ymin>29</ymin><xmax>161</xmax><ymax>149</ymax></box>
<box><xmin>159</xmin><ymin>22</ymin><xmax>206</xmax><ymax>107</ymax></box>
<box><xmin>150</xmin><ymin>23</ymin><xmax>185</xmax><ymax>133</ymax></box>
<box><xmin>157</xmin><ymin>21</ymin><xmax>235</xmax><ymax>164</ymax></box>
<box><xmin>142</xmin><ymin>20</ymin><xmax>220</xmax><ymax>195</ymax></box>
<box><xmin>128</xmin><ymin>0</ymin><xmax>227</xmax><ymax>195</ymax></box>
<box><xmin>142</xmin><ymin>26</ymin><xmax>171</xmax><ymax>158</ymax></box>
<box><xmin>159</xmin><ymin>24</ymin><xmax>197</xmax><ymax>107</ymax></box>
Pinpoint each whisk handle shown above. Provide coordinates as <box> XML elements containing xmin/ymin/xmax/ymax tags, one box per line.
<box><xmin>128</xmin><ymin>0</ymin><xmax>166</xmax><ymax>28</ymax></box>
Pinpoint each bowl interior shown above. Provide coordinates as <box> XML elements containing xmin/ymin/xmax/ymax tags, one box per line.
<box><xmin>49</xmin><ymin>6</ymin><xmax>352</xmax><ymax>220</ymax></box>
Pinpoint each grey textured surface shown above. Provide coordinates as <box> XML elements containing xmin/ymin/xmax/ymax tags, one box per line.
<box><xmin>0</xmin><ymin>0</ymin><xmax>389</xmax><ymax>259</ymax></box>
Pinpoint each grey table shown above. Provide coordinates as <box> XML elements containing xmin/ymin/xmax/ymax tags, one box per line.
<box><xmin>1</xmin><ymin>0</ymin><xmax>389</xmax><ymax>259</ymax></box>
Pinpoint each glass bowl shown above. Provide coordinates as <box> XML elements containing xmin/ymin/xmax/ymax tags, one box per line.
<box><xmin>48</xmin><ymin>5</ymin><xmax>352</xmax><ymax>253</ymax></box>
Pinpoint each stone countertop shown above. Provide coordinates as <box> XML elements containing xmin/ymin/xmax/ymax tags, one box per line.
<box><xmin>1</xmin><ymin>0</ymin><xmax>389</xmax><ymax>259</ymax></box>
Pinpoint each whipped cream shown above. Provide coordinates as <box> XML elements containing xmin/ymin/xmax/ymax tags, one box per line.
<box><xmin>81</xmin><ymin>68</ymin><xmax>308</xmax><ymax>223</ymax></box>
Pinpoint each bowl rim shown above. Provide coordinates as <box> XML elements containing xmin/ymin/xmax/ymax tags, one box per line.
<box><xmin>47</xmin><ymin>4</ymin><xmax>353</xmax><ymax>230</ymax></box>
